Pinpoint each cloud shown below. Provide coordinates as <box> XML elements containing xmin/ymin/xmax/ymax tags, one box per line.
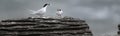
<box><xmin>66</xmin><ymin>0</ymin><xmax>120</xmax><ymax>36</ymax></box>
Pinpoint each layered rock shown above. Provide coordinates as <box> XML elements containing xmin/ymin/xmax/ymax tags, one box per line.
<box><xmin>0</xmin><ymin>17</ymin><xmax>93</xmax><ymax>36</ymax></box>
<box><xmin>118</xmin><ymin>24</ymin><xmax>120</xmax><ymax>35</ymax></box>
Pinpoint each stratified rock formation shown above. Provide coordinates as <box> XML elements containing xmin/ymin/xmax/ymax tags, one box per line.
<box><xmin>0</xmin><ymin>17</ymin><xmax>93</xmax><ymax>36</ymax></box>
<box><xmin>118</xmin><ymin>24</ymin><xmax>120</xmax><ymax>35</ymax></box>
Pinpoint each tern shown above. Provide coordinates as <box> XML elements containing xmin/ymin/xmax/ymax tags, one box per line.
<box><xmin>56</xmin><ymin>9</ymin><xmax>63</xmax><ymax>17</ymax></box>
<box><xmin>27</xmin><ymin>3</ymin><xmax>50</xmax><ymax>17</ymax></box>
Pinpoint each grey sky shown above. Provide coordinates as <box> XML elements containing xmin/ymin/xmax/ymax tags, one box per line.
<box><xmin>0</xmin><ymin>0</ymin><xmax>120</xmax><ymax>36</ymax></box>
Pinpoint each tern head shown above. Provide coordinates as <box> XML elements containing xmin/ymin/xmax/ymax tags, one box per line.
<box><xmin>57</xmin><ymin>9</ymin><xmax>62</xmax><ymax>11</ymax></box>
<box><xmin>43</xmin><ymin>3</ymin><xmax>50</xmax><ymax>7</ymax></box>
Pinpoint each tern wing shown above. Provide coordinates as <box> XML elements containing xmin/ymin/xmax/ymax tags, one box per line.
<box><xmin>60</xmin><ymin>11</ymin><xmax>63</xmax><ymax>14</ymax></box>
<box><xmin>37</xmin><ymin>8</ymin><xmax>44</xmax><ymax>12</ymax></box>
<box><xmin>36</xmin><ymin>7</ymin><xmax>46</xmax><ymax>13</ymax></box>
<box><xmin>26</xmin><ymin>9</ymin><xmax>37</xmax><ymax>14</ymax></box>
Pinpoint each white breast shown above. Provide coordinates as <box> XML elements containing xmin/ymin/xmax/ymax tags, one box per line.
<box><xmin>57</xmin><ymin>11</ymin><xmax>63</xmax><ymax>14</ymax></box>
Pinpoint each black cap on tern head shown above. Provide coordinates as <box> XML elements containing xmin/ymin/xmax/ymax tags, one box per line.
<box><xmin>57</xmin><ymin>9</ymin><xmax>61</xmax><ymax>11</ymax></box>
<box><xmin>43</xmin><ymin>3</ymin><xmax>50</xmax><ymax>7</ymax></box>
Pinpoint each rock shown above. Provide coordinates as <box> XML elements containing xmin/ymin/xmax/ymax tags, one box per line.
<box><xmin>118</xmin><ymin>24</ymin><xmax>120</xmax><ymax>35</ymax></box>
<box><xmin>0</xmin><ymin>16</ymin><xmax>93</xmax><ymax>36</ymax></box>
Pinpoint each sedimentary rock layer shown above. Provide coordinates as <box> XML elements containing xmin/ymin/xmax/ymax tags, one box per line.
<box><xmin>0</xmin><ymin>17</ymin><xmax>93</xmax><ymax>36</ymax></box>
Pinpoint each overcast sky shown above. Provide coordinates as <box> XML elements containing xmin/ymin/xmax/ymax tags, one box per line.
<box><xmin>0</xmin><ymin>0</ymin><xmax>120</xmax><ymax>36</ymax></box>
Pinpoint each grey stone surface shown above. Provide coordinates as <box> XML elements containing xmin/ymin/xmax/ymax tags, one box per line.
<box><xmin>118</xmin><ymin>24</ymin><xmax>120</xmax><ymax>36</ymax></box>
<box><xmin>0</xmin><ymin>17</ymin><xmax>93</xmax><ymax>36</ymax></box>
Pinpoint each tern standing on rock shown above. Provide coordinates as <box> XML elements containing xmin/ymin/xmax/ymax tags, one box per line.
<box><xmin>56</xmin><ymin>9</ymin><xmax>63</xmax><ymax>17</ymax></box>
<box><xmin>28</xmin><ymin>3</ymin><xmax>50</xmax><ymax>17</ymax></box>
